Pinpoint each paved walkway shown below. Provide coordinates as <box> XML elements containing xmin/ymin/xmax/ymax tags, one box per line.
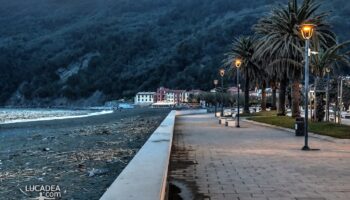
<box><xmin>168</xmin><ymin>114</ymin><xmax>350</xmax><ymax>200</ymax></box>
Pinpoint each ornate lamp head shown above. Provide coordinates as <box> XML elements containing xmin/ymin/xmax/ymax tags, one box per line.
<box><xmin>300</xmin><ymin>24</ymin><xmax>316</xmax><ymax>40</ymax></box>
<box><xmin>235</xmin><ymin>58</ymin><xmax>242</xmax><ymax>68</ymax></box>
<box><xmin>219</xmin><ymin>69</ymin><xmax>225</xmax><ymax>77</ymax></box>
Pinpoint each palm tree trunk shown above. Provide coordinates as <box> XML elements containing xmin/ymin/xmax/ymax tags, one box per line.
<box><xmin>316</xmin><ymin>93</ymin><xmax>325</xmax><ymax>122</ymax></box>
<box><xmin>314</xmin><ymin>77</ymin><xmax>325</xmax><ymax>122</ymax></box>
<box><xmin>271</xmin><ymin>81</ymin><xmax>277</xmax><ymax>110</ymax></box>
<box><xmin>291</xmin><ymin>79</ymin><xmax>301</xmax><ymax>118</ymax></box>
<box><xmin>261</xmin><ymin>81</ymin><xmax>267</xmax><ymax>111</ymax></box>
<box><xmin>277</xmin><ymin>77</ymin><xmax>287</xmax><ymax>116</ymax></box>
<box><xmin>244</xmin><ymin>70</ymin><xmax>250</xmax><ymax>113</ymax></box>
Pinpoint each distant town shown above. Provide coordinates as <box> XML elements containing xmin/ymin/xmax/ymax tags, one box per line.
<box><xmin>134</xmin><ymin>87</ymin><xmax>203</xmax><ymax>107</ymax></box>
<box><xmin>133</xmin><ymin>77</ymin><xmax>350</xmax><ymax>111</ymax></box>
<box><xmin>133</xmin><ymin>86</ymin><xmax>274</xmax><ymax>107</ymax></box>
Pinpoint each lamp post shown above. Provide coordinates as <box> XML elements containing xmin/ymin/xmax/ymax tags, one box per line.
<box><xmin>325</xmin><ymin>68</ymin><xmax>330</xmax><ymax>122</ymax></box>
<box><xmin>234</xmin><ymin>58</ymin><xmax>242</xmax><ymax>128</ymax></box>
<box><xmin>339</xmin><ymin>77</ymin><xmax>343</xmax><ymax>124</ymax></box>
<box><xmin>336</xmin><ymin>78</ymin><xmax>341</xmax><ymax>123</ymax></box>
<box><xmin>220</xmin><ymin>69</ymin><xmax>225</xmax><ymax>117</ymax></box>
<box><xmin>214</xmin><ymin>79</ymin><xmax>218</xmax><ymax>117</ymax></box>
<box><xmin>300</xmin><ymin>23</ymin><xmax>315</xmax><ymax>151</ymax></box>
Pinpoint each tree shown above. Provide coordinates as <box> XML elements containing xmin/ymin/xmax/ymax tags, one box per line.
<box><xmin>270</xmin><ymin>80</ymin><xmax>277</xmax><ymax>110</ymax></box>
<box><xmin>224</xmin><ymin>36</ymin><xmax>261</xmax><ymax>113</ymax></box>
<box><xmin>309</xmin><ymin>41</ymin><xmax>350</xmax><ymax>121</ymax></box>
<box><xmin>254</xmin><ymin>0</ymin><xmax>336</xmax><ymax>117</ymax></box>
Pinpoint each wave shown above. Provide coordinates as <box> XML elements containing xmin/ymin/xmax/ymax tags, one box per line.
<box><xmin>0</xmin><ymin>109</ymin><xmax>114</xmax><ymax>124</ymax></box>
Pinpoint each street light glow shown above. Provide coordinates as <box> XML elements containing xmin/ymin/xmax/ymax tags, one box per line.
<box><xmin>220</xmin><ymin>69</ymin><xmax>225</xmax><ymax>77</ymax></box>
<box><xmin>235</xmin><ymin>58</ymin><xmax>242</xmax><ymax>68</ymax></box>
<box><xmin>300</xmin><ymin>24</ymin><xmax>316</xmax><ymax>40</ymax></box>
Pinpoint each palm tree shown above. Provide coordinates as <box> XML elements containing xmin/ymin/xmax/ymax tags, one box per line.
<box><xmin>270</xmin><ymin>80</ymin><xmax>277</xmax><ymax>110</ymax></box>
<box><xmin>256</xmin><ymin>53</ymin><xmax>288</xmax><ymax>115</ymax></box>
<box><xmin>310</xmin><ymin>41</ymin><xmax>350</xmax><ymax>121</ymax></box>
<box><xmin>224</xmin><ymin>36</ymin><xmax>261</xmax><ymax>114</ymax></box>
<box><xmin>254</xmin><ymin>0</ymin><xmax>336</xmax><ymax>117</ymax></box>
<box><xmin>253</xmin><ymin>60</ymin><xmax>270</xmax><ymax>111</ymax></box>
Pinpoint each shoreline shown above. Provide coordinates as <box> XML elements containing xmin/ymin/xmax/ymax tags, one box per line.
<box><xmin>0</xmin><ymin>108</ymin><xmax>170</xmax><ymax>200</ymax></box>
<box><xmin>0</xmin><ymin>110</ymin><xmax>114</xmax><ymax>125</ymax></box>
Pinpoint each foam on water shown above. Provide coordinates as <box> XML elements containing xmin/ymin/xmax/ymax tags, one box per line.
<box><xmin>0</xmin><ymin>109</ymin><xmax>114</xmax><ymax>124</ymax></box>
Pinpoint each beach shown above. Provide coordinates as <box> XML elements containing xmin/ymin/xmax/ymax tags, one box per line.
<box><xmin>0</xmin><ymin>108</ymin><xmax>170</xmax><ymax>200</ymax></box>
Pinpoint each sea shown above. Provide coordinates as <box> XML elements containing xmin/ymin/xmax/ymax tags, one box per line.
<box><xmin>0</xmin><ymin>108</ymin><xmax>114</xmax><ymax>124</ymax></box>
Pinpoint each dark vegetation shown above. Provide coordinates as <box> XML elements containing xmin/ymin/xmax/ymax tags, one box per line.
<box><xmin>0</xmin><ymin>0</ymin><xmax>349</xmax><ymax>106</ymax></box>
<box><xmin>222</xmin><ymin>0</ymin><xmax>350</xmax><ymax>120</ymax></box>
<box><xmin>248</xmin><ymin>115</ymin><xmax>350</xmax><ymax>139</ymax></box>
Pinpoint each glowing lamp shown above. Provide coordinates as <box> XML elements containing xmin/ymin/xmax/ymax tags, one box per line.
<box><xmin>213</xmin><ymin>79</ymin><xmax>218</xmax><ymax>85</ymax></box>
<box><xmin>235</xmin><ymin>58</ymin><xmax>242</xmax><ymax>68</ymax></box>
<box><xmin>300</xmin><ymin>24</ymin><xmax>316</xmax><ymax>40</ymax></box>
<box><xmin>220</xmin><ymin>69</ymin><xmax>225</xmax><ymax>77</ymax></box>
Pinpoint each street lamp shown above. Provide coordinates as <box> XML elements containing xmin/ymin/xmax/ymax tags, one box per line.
<box><xmin>325</xmin><ymin>67</ymin><xmax>331</xmax><ymax>122</ymax></box>
<box><xmin>219</xmin><ymin>69</ymin><xmax>225</xmax><ymax>117</ymax></box>
<box><xmin>214</xmin><ymin>79</ymin><xmax>219</xmax><ymax>117</ymax></box>
<box><xmin>300</xmin><ymin>23</ymin><xmax>316</xmax><ymax>151</ymax></box>
<box><xmin>338</xmin><ymin>76</ymin><xmax>344</xmax><ymax>124</ymax></box>
<box><xmin>234</xmin><ymin>58</ymin><xmax>242</xmax><ymax>128</ymax></box>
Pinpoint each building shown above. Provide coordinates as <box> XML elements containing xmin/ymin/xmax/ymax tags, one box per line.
<box><xmin>189</xmin><ymin>89</ymin><xmax>202</xmax><ymax>96</ymax></box>
<box><xmin>227</xmin><ymin>87</ymin><xmax>241</xmax><ymax>95</ymax></box>
<box><xmin>166</xmin><ymin>90</ymin><xmax>186</xmax><ymax>105</ymax></box>
<box><xmin>156</xmin><ymin>87</ymin><xmax>185</xmax><ymax>105</ymax></box>
<box><xmin>134</xmin><ymin>92</ymin><xmax>156</xmax><ymax>106</ymax></box>
<box><xmin>156</xmin><ymin>87</ymin><xmax>169</xmax><ymax>102</ymax></box>
<box><xmin>184</xmin><ymin>89</ymin><xmax>203</xmax><ymax>103</ymax></box>
<box><xmin>155</xmin><ymin>87</ymin><xmax>203</xmax><ymax>105</ymax></box>
<box><xmin>132</xmin><ymin>87</ymin><xmax>204</xmax><ymax>107</ymax></box>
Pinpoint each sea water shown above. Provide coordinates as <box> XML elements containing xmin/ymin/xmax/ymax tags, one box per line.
<box><xmin>0</xmin><ymin>108</ymin><xmax>113</xmax><ymax>124</ymax></box>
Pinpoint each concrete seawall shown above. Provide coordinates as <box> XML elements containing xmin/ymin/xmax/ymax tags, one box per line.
<box><xmin>100</xmin><ymin>109</ymin><xmax>207</xmax><ymax>200</ymax></box>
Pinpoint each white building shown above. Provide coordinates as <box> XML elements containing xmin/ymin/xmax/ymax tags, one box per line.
<box><xmin>166</xmin><ymin>92</ymin><xmax>175</xmax><ymax>103</ymax></box>
<box><xmin>134</xmin><ymin>92</ymin><xmax>155</xmax><ymax>106</ymax></box>
<box><xmin>184</xmin><ymin>92</ymin><xmax>190</xmax><ymax>102</ymax></box>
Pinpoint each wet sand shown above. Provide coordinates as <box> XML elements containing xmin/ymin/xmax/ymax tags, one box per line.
<box><xmin>0</xmin><ymin>108</ymin><xmax>170</xmax><ymax>200</ymax></box>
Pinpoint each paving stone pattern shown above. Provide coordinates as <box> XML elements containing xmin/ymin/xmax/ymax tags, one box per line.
<box><xmin>168</xmin><ymin>114</ymin><xmax>350</xmax><ymax>200</ymax></box>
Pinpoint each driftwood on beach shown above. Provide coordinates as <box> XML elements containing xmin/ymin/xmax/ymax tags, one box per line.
<box><xmin>0</xmin><ymin>108</ymin><xmax>169</xmax><ymax>200</ymax></box>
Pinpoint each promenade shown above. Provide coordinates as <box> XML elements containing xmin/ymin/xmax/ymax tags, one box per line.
<box><xmin>168</xmin><ymin>113</ymin><xmax>350</xmax><ymax>200</ymax></box>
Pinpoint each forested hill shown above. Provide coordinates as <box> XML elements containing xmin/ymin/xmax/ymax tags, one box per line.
<box><xmin>0</xmin><ymin>0</ymin><xmax>349</xmax><ymax>106</ymax></box>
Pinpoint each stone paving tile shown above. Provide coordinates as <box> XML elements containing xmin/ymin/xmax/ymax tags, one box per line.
<box><xmin>168</xmin><ymin>114</ymin><xmax>350</xmax><ymax>200</ymax></box>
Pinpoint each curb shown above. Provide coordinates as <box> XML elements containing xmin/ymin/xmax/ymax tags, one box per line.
<box><xmin>243</xmin><ymin>119</ymin><xmax>350</xmax><ymax>144</ymax></box>
<box><xmin>100</xmin><ymin>109</ymin><xmax>208</xmax><ymax>200</ymax></box>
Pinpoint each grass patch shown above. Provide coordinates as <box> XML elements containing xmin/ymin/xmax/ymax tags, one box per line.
<box><xmin>240</xmin><ymin>110</ymin><xmax>277</xmax><ymax>117</ymax></box>
<box><xmin>247</xmin><ymin>116</ymin><xmax>350</xmax><ymax>139</ymax></box>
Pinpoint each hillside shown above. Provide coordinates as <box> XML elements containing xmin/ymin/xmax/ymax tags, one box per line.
<box><xmin>0</xmin><ymin>0</ymin><xmax>349</xmax><ymax>106</ymax></box>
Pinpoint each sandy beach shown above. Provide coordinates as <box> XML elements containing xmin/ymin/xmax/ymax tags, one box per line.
<box><xmin>0</xmin><ymin>108</ymin><xmax>170</xmax><ymax>200</ymax></box>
